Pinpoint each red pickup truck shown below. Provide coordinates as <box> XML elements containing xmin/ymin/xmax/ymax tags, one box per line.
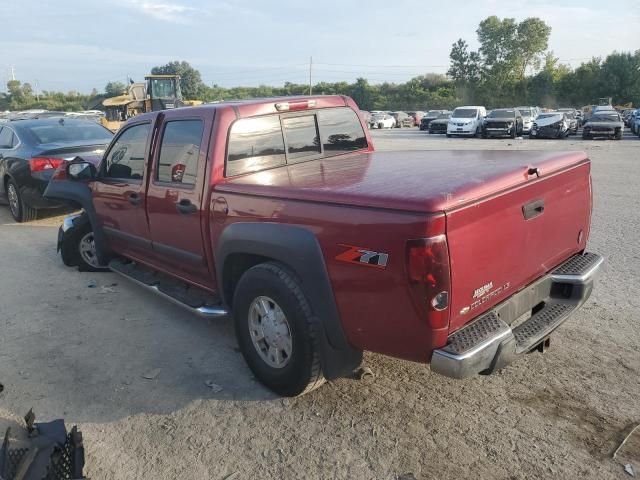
<box><xmin>45</xmin><ymin>95</ymin><xmax>602</xmax><ymax>396</ymax></box>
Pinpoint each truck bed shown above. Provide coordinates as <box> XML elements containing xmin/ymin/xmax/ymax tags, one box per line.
<box><xmin>216</xmin><ymin>150</ymin><xmax>589</xmax><ymax>213</ymax></box>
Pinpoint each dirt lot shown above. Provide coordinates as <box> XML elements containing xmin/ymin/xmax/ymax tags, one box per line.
<box><xmin>1</xmin><ymin>130</ymin><xmax>639</xmax><ymax>479</ymax></box>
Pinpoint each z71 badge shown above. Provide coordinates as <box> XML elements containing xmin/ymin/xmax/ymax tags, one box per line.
<box><xmin>335</xmin><ymin>244</ymin><xmax>389</xmax><ymax>269</ymax></box>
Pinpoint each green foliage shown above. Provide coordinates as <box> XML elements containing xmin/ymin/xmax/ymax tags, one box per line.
<box><xmin>151</xmin><ymin>60</ymin><xmax>204</xmax><ymax>100</ymax></box>
<box><xmin>105</xmin><ymin>81</ymin><xmax>126</xmax><ymax>96</ymax></box>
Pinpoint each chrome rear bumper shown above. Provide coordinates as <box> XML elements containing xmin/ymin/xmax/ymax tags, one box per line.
<box><xmin>431</xmin><ymin>252</ymin><xmax>603</xmax><ymax>379</ymax></box>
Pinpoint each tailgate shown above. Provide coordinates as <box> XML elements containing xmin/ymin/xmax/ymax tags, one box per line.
<box><xmin>446</xmin><ymin>161</ymin><xmax>592</xmax><ymax>333</ymax></box>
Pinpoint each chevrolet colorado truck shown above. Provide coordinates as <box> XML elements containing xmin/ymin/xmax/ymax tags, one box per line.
<box><xmin>44</xmin><ymin>95</ymin><xmax>602</xmax><ymax>396</ymax></box>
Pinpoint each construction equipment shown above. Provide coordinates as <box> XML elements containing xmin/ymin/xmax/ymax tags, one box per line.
<box><xmin>101</xmin><ymin>74</ymin><xmax>202</xmax><ymax>131</ymax></box>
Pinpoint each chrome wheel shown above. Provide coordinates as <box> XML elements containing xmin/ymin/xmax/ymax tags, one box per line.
<box><xmin>7</xmin><ymin>183</ymin><xmax>19</xmax><ymax>218</ymax></box>
<box><xmin>79</xmin><ymin>232</ymin><xmax>100</xmax><ymax>268</ymax></box>
<box><xmin>248</xmin><ymin>296</ymin><xmax>292</xmax><ymax>369</ymax></box>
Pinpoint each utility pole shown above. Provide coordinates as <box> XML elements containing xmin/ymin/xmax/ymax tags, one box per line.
<box><xmin>10</xmin><ymin>66</ymin><xmax>15</xmax><ymax>81</ymax></box>
<box><xmin>309</xmin><ymin>56</ymin><xmax>313</xmax><ymax>95</ymax></box>
<box><xmin>34</xmin><ymin>80</ymin><xmax>40</xmax><ymax>101</ymax></box>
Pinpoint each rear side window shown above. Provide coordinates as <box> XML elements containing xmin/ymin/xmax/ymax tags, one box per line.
<box><xmin>227</xmin><ymin>116</ymin><xmax>286</xmax><ymax>176</ymax></box>
<box><xmin>282</xmin><ymin>115</ymin><xmax>321</xmax><ymax>161</ymax></box>
<box><xmin>0</xmin><ymin>127</ymin><xmax>16</xmax><ymax>148</ymax></box>
<box><xmin>103</xmin><ymin>123</ymin><xmax>150</xmax><ymax>181</ymax></box>
<box><xmin>225</xmin><ymin>106</ymin><xmax>368</xmax><ymax>176</ymax></box>
<box><xmin>25</xmin><ymin>122</ymin><xmax>113</xmax><ymax>144</ymax></box>
<box><xmin>318</xmin><ymin>108</ymin><xmax>367</xmax><ymax>156</ymax></box>
<box><xmin>156</xmin><ymin>120</ymin><xmax>204</xmax><ymax>185</ymax></box>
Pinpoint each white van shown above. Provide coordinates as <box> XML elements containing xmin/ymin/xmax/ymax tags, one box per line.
<box><xmin>447</xmin><ymin>106</ymin><xmax>487</xmax><ymax>137</ymax></box>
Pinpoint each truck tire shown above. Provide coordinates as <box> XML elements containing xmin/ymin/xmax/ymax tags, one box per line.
<box><xmin>6</xmin><ymin>179</ymin><xmax>37</xmax><ymax>223</ymax></box>
<box><xmin>615</xmin><ymin>129</ymin><xmax>623</xmax><ymax>140</ymax></box>
<box><xmin>233</xmin><ymin>262</ymin><xmax>325</xmax><ymax>396</ymax></box>
<box><xmin>61</xmin><ymin>222</ymin><xmax>108</xmax><ymax>272</ymax></box>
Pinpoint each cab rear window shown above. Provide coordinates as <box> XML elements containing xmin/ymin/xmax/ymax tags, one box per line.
<box><xmin>226</xmin><ymin>107</ymin><xmax>367</xmax><ymax>176</ymax></box>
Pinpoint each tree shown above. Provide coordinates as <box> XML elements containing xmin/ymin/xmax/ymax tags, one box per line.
<box><xmin>105</xmin><ymin>81</ymin><xmax>126</xmax><ymax>97</ymax></box>
<box><xmin>21</xmin><ymin>83</ymin><xmax>33</xmax><ymax>97</ymax></box>
<box><xmin>7</xmin><ymin>80</ymin><xmax>22</xmax><ymax>97</ymax></box>
<box><xmin>350</xmin><ymin>78</ymin><xmax>373</xmax><ymax>110</ymax></box>
<box><xmin>151</xmin><ymin>60</ymin><xmax>204</xmax><ymax>100</ymax></box>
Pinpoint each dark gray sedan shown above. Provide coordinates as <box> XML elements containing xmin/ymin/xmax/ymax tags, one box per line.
<box><xmin>0</xmin><ymin>118</ymin><xmax>112</xmax><ymax>221</ymax></box>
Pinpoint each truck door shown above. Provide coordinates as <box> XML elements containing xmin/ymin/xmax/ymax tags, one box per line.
<box><xmin>92</xmin><ymin>121</ymin><xmax>153</xmax><ymax>261</ymax></box>
<box><xmin>145</xmin><ymin>112</ymin><xmax>214</xmax><ymax>289</ymax></box>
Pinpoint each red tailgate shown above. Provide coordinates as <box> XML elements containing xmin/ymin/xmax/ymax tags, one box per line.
<box><xmin>446</xmin><ymin>161</ymin><xmax>592</xmax><ymax>333</ymax></box>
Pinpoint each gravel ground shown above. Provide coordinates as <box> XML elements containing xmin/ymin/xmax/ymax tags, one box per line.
<box><xmin>0</xmin><ymin>129</ymin><xmax>638</xmax><ymax>479</ymax></box>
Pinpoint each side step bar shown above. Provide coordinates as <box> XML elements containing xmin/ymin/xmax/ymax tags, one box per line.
<box><xmin>431</xmin><ymin>252</ymin><xmax>603</xmax><ymax>379</ymax></box>
<box><xmin>109</xmin><ymin>258</ymin><xmax>228</xmax><ymax>318</ymax></box>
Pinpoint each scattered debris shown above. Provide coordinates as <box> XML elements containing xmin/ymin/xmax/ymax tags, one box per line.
<box><xmin>281</xmin><ymin>398</ymin><xmax>291</xmax><ymax>407</ymax></box>
<box><xmin>222</xmin><ymin>472</ymin><xmax>239</xmax><ymax>480</ymax></box>
<box><xmin>398</xmin><ymin>474</ymin><xmax>417</xmax><ymax>480</ymax></box>
<box><xmin>625</xmin><ymin>464</ymin><xmax>635</xmax><ymax>477</ymax></box>
<box><xmin>493</xmin><ymin>405</ymin><xmax>508</xmax><ymax>415</ymax></box>
<box><xmin>87</xmin><ymin>280</ymin><xmax>97</xmax><ymax>288</ymax></box>
<box><xmin>100</xmin><ymin>286</ymin><xmax>116</xmax><ymax>294</ymax></box>
<box><xmin>204</xmin><ymin>380</ymin><xmax>223</xmax><ymax>393</ymax></box>
<box><xmin>141</xmin><ymin>368</ymin><xmax>161</xmax><ymax>380</ymax></box>
<box><xmin>354</xmin><ymin>366</ymin><xmax>375</xmax><ymax>382</ymax></box>
<box><xmin>614</xmin><ymin>424</ymin><xmax>640</xmax><ymax>459</ymax></box>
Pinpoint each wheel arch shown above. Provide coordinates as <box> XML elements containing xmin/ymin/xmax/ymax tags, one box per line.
<box><xmin>216</xmin><ymin>222</ymin><xmax>362</xmax><ymax>379</ymax></box>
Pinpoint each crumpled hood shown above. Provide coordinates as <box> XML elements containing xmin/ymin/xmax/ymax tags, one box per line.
<box><xmin>535</xmin><ymin>115</ymin><xmax>564</xmax><ymax>127</ymax></box>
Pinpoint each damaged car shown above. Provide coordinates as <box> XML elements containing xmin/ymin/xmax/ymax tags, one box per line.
<box><xmin>529</xmin><ymin>112</ymin><xmax>570</xmax><ymax>139</ymax></box>
<box><xmin>582</xmin><ymin>111</ymin><xmax>624</xmax><ymax>140</ymax></box>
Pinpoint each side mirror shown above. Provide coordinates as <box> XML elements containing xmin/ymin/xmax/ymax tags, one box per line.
<box><xmin>67</xmin><ymin>161</ymin><xmax>96</xmax><ymax>182</ymax></box>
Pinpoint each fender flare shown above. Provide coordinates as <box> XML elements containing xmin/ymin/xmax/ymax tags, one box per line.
<box><xmin>216</xmin><ymin>222</ymin><xmax>362</xmax><ymax>379</ymax></box>
<box><xmin>43</xmin><ymin>180</ymin><xmax>109</xmax><ymax>265</ymax></box>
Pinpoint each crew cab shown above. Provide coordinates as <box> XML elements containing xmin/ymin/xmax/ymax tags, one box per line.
<box><xmin>45</xmin><ymin>95</ymin><xmax>602</xmax><ymax>396</ymax></box>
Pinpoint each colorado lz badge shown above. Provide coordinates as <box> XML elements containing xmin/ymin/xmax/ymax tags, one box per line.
<box><xmin>335</xmin><ymin>244</ymin><xmax>389</xmax><ymax>269</ymax></box>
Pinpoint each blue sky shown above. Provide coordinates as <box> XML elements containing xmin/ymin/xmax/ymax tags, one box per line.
<box><xmin>1</xmin><ymin>0</ymin><xmax>639</xmax><ymax>93</ymax></box>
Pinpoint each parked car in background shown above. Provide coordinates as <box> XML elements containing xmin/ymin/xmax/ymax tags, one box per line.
<box><xmin>369</xmin><ymin>112</ymin><xmax>396</xmax><ymax>129</ymax></box>
<box><xmin>0</xmin><ymin>118</ymin><xmax>113</xmax><ymax>221</ymax></box>
<box><xmin>419</xmin><ymin>110</ymin><xmax>447</xmax><ymax>131</ymax></box>
<box><xmin>629</xmin><ymin>109</ymin><xmax>640</xmax><ymax>134</ymax></box>
<box><xmin>529</xmin><ymin>112</ymin><xmax>570</xmax><ymax>139</ymax></box>
<box><xmin>582</xmin><ymin>111</ymin><xmax>624</xmax><ymax>140</ymax></box>
<box><xmin>390</xmin><ymin>111</ymin><xmax>412</xmax><ymax>128</ymax></box>
<box><xmin>446</xmin><ymin>106</ymin><xmax>486</xmax><ymax>137</ymax></box>
<box><xmin>575</xmin><ymin>109</ymin><xmax>584</xmax><ymax>127</ymax></box>
<box><xmin>481</xmin><ymin>108</ymin><xmax>523</xmax><ymax>138</ymax></box>
<box><xmin>407</xmin><ymin>111</ymin><xmax>425</xmax><ymax>127</ymax></box>
<box><xmin>558</xmin><ymin>109</ymin><xmax>579</xmax><ymax>135</ymax></box>
<box><xmin>515</xmin><ymin>106</ymin><xmax>536</xmax><ymax>134</ymax></box>
<box><xmin>427</xmin><ymin>112</ymin><xmax>452</xmax><ymax>134</ymax></box>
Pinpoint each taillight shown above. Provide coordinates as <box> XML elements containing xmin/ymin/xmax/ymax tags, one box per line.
<box><xmin>406</xmin><ymin>235</ymin><xmax>451</xmax><ymax>329</ymax></box>
<box><xmin>275</xmin><ymin>99</ymin><xmax>317</xmax><ymax>111</ymax></box>
<box><xmin>30</xmin><ymin>157</ymin><xmax>65</xmax><ymax>172</ymax></box>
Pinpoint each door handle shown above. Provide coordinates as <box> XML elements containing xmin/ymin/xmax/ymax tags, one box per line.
<box><xmin>128</xmin><ymin>192</ymin><xmax>142</xmax><ymax>206</ymax></box>
<box><xmin>176</xmin><ymin>199</ymin><xmax>197</xmax><ymax>214</ymax></box>
<box><xmin>523</xmin><ymin>199</ymin><xmax>545</xmax><ymax>220</ymax></box>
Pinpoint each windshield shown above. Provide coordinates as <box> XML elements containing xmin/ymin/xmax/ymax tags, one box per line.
<box><xmin>452</xmin><ymin>108</ymin><xmax>478</xmax><ymax>118</ymax></box>
<box><xmin>426</xmin><ymin>110</ymin><xmax>441</xmax><ymax>117</ymax></box>
<box><xmin>590</xmin><ymin>114</ymin><xmax>620</xmax><ymax>122</ymax></box>
<box><xmin>488</xmin><ymin>109</ymin><xmax>515</xmax><ymax>118</ymax></box>
<box><xmin>436</xmin><ymin>113</ymin><xmax>451</xmax><ymax>119</ymax></box>
<box><xmin>25</xmin><ymin>121</ymin><xmax>113</xmax><ymax>144</ymax></box>
<box><xmin>149</xmin><ymin>78</ymin><xmax>176</xmax><ymax>98</ymax></box>
<box><xmin>517</xmin><ymin>108</ymin><xmax>531</xmax><ymax>117</ymax></box>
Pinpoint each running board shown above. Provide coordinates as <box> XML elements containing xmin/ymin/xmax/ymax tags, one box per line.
<box><xmin>109</xmin><ymin>257</ymin><xmax>228</xmax><ymax>318</ymax></box>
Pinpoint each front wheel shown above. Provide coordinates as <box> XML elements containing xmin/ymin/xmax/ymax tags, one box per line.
<box><xmin>233</xmin><ymin>262</ymin><xmax>325</xmax><ymax>397</ymax></box>
<box><xmin>60</xmin><ymin>222</ymin><xmax>108</xmax><ymax>272</ymax></box>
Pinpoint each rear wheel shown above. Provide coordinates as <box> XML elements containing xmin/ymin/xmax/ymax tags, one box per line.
<box><xmin>615</xmin><ymin>129</ymin><xmax>623</xmax><ymax>140</ymax></box>
<box><xmin>6</xmin><ymin>179</ymin><xmax>37</xmax><ymax>223</ymax></box>
<box><xmin>233</xmin><ymin>262</ymin><xmax>325</xmax><ymax>396</ymax></box>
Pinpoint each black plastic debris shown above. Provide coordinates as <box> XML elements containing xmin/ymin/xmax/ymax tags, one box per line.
<box><xmin>0</xmin><ymin>409</ymin><xmax>85</xmax><ymax>480</ymax></box>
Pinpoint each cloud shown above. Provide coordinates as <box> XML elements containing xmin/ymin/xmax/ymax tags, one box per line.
<box><xmin>125</xmin><ymin>0</ymin><xmax>199</xmax><ymax>23</ymax></box>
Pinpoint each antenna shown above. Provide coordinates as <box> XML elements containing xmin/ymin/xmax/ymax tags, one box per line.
<box><xmin>309</xmin><ymin>56</ymin><xmax>313</xmax><ymax>95</ymax></box>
